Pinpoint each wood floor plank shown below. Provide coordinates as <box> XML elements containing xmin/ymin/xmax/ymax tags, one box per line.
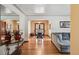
<box><xmin>20</xmin><ymin>36</ymin><xmax>61</xmax><ymax>55</ymax></box>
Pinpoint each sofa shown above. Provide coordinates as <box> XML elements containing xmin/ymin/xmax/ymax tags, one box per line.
<box><xmin>51</xmin><ymin>33</ymin><xmax>70</xmax><ymax>53</ymax></box>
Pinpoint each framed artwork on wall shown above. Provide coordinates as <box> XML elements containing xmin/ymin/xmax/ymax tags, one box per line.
<box><xmin>60</xmin><ymin>21</ymin><xmax>70</xmax><ymax>28</ymax></box>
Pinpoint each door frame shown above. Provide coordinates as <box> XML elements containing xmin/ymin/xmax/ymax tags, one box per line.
<box><xmin>35</xmin><ymin>23</ymin><xmax>45</xmax><ymax>36</ymax></box>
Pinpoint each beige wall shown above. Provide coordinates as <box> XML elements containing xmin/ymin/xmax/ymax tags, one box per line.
<box><xmin>71</xmin><ymin>5</ymin><xmax>79</xmax><ymax>54</ymax></box>
<box><xmin>31</xmin><ymin>20</ymin><xmax>49</xmax><ymax>35</ymax></box>
<box><xmin>2</xmin><ymin>20</ymin><xmax>19</xmax><ymax>32</ymax></box>
<box><xmin>12</xmin><ymin>20</ymin><xmax>19</xmax><ymax>31</ymax></box>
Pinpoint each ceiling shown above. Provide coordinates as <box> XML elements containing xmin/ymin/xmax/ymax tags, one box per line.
<box><xmin>0</xmin><ymin>4</ymin><xmax>70</xmax><ymax>16</ymax></box>
<box><xmin>15</xmin><ymin>4</ymin><xmax>70</xmax><ymax>16</ymax></box>
<box><xmin>0</xmin><ymin>5</ymin><xmax>18</xmax><ymax>16</ymax></box>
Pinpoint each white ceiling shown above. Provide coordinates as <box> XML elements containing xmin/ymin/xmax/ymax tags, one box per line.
<box><xmin>15</xmin><ymin>4</ymin><xmax>70</xmax><ymax>16</ymax></box>
<box><xmin>0</xmin><ymin>5</ymin><xmax>17</xmax><ymax>16</ymax></box>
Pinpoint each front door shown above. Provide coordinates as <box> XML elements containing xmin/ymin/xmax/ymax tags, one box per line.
<box><xmin>35</xmin><ymin>23</ymin><xmax>45</xmax><ymax>36</ymax></box>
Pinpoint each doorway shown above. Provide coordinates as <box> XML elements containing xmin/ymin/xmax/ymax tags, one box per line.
<box><xmin>30</xmin><ymin>20</ymin><xmax>49</xmax><ymax>37</ymax></box>
<box><xmin>35</xmin><ymin>23</ymin><xmax>45</xmax><ymax>38</ymax></box>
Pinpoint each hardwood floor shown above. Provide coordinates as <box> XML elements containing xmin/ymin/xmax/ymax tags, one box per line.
<box><xmin>20</xmin><ymin>36</ymin><xmax>61</xmax><ymax>55</ymax></box>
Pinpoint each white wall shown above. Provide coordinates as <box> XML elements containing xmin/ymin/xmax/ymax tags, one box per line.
<box><xmin>27</xmin><ymin>15</ymin><xmax>70</xmax><ymax>36</ymax></box>
<box><xmin>28</xmin><ymin>20</ymin><xmax>31</xmax><ymax>37</ymax></box>
<box><xmin>25</xmin><ymin>17</ymin><xmax>28</xmax><ymax>41</ymax></box>
<box><xmin>50</xmin><ymin>16</ymin><xmax>70</xmax><ymax>33</ymax></box>
<box><xmin>19</xmin><ymin>15</ymin><xmax>28</xmax><ymax>41</ymax></box>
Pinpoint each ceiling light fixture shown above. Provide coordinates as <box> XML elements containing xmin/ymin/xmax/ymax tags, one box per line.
<box><xmin>34</xmin><ymin>5</ymin><xmax>45</xmax><ymax>13</ymax></box>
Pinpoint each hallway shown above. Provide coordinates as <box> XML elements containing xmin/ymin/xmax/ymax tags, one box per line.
<box><xmin>0</xmin><ymin>4</ymin><xmax>70</xmax><ymax>55</ymax></box>
<box><xmin>20</xmin><ymin>36</ymin><xmax>60</xmax><ymax>55</ymax></box>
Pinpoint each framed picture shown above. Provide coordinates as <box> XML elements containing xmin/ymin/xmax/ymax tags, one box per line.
<box><xmin>60</xmin><ymin>21</ymin><xmax>70</xmax><ymax>28</ymax></box>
